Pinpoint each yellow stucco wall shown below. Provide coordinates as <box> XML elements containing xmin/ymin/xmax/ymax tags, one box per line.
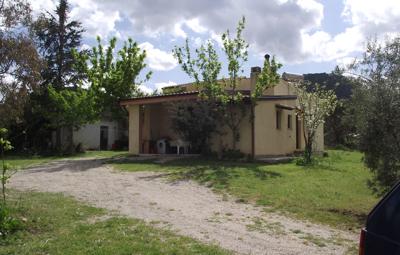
<box><xmin>128</xmin><ymin>105</ymin><xmax>140</xmax><ymax>154</ymax></box>
<box><xmin>254</xmin><ymin>100</ymin><xmax>298</xmax><ymax>156</ymax></box>
<box><xmin>272</xmin><ymin>80</ymin><xmax>297</xmax><ymax>96</ymax></box>
<box><xmin>127</xmin><ymin>101</ymin><xmax>324</xmax><ymax>155</ymax></box>
<box><xmin>210</xmin><ymin>106</ymin><xmax>252</xmax><ymax>155</ymax></box>
<box><xmin>127</xmin><ymin>73</ymin><xmax>325</xmax><ymax>155</ymax></box>
<box><xmin>139</xmin><ymin>103</ymin><xmax>179</xmax><ymax>153</ymax></box>
<box><xmin>313</xmin><ymin>123</ymin><xmax>324</xmax><ymax>152</ymax></box>
<box><xmin>147</xmin><ymin>104</ymin><xmax>177</xmax><ymax>140</ymax></box>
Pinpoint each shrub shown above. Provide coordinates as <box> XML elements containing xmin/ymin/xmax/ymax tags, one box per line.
<box><xmin>0</xmin><ymin>206</ymin><xmax>22</xmax><ymax>237</ymax></box>
<box><xmin>221</xmin><ymin>149</ymin><xmax>245</xmax><ymax>160</ymax></box>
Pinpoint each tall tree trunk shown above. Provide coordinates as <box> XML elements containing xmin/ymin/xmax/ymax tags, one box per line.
<box><xmin>303</xmin><ymin>130</ymin><xmax>314</xmax><ymax>164</ymax></box>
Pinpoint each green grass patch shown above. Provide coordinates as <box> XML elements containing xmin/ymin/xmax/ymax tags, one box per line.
<box><xmin>0</xmin><ymin>190</ymin><xmax>230</xmax><ymax>255</ymax></box>
<box><xmin>112</xmin><ymin>150</ymin><xmax>379</xmax><ymax>230</ymax></box>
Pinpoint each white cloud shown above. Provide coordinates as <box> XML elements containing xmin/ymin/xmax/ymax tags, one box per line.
<box><xmin>336</xmin><ymin>56</ymin><xmax>357</xmax><ymax>69</ymax></box>
<box><xmin>185</xmin><ymin>18</ymin><xmax>207</xmax><ymax>34</ymax></box>
<box><xmin>69</xmin><ymin>0</ymin><xmax>121</xmax><ymax>39</ymax></box>
<box><xmin>155</xmin><ymin>81</ymin><xmax>177</xmax><ymax>92</ymax></box>
<box><xmin>193</xmin><ymin>37</ymin><xmax>203</xmax><ymax>47</ymax></box>
<box><xmin>138</xmin><ymin>84</ymin><xmax>153</xmax><ymax>95</ymax></box>
<box><xmin>95</xmin><ymin>0</ymin><xmax>325</xmax><ymax>62</ymax></box>
<box><xmin>139</xmin><ymin>42</ymin><xmax>178</xmax><ymax>71</ymax></box>
<box><xmin>173</xmin><ymin>22</ymin><xmax>187</xmax><ymax>38</ymax></box>
<box><xmin>29</xmin><ymin>0</ymin><xmax>121</xmax><ymax>39</ymax></box>
<box><xmin>301</xmin><ymin>26</ymin><xmax>363</xmax><ymax>63</ymax></box>
<box><xmin>210</xmin><ymin>32</ymin><xmax>223</xmax><ymax>48</ymax></box>
<box><xmin>29</xmin><ymin>0</ymin><xmax>400</xmax><ymax>65</ymax></box>
<box><xmin>342</xmin><ymin>0</ymin><xmax>400</xmax><ymax>25</ymax></box>
<box><xmin>29</xmin><ymin>0</ymin><xmax>56</xmax><ymax>17</ymax></box>
<box><xmin>299</xmin><ymin>0</ymin><xmax>400</xmax><ymax>63</ymax></box>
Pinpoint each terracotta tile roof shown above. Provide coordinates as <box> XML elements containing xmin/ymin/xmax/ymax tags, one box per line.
<box><xmin>120</xmin><ymin>91</ymin><xmax>199</xmax><ymax>105</ymax></box>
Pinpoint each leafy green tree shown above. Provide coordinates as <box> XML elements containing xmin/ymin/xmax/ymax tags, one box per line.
<box><xmin>31</xmin><ymin>0</ymin><xmax>85</xmax><ymax>152</ymax></box>
<box><xmin>172</xmin><ymin>38</ymin><xmax>222</xmax><ymax>154</ymax></box>
<box><xmin>0</xmin><ymin>0</ymin><xmax>42</xmax><ymax>129</ymax></box>
<box><xmin>32</xmin><ymin>0</ymin><xmax>84</xmax><ymax>89</ymax></box>
<box><xmin>0</xmin><ymin>128</ymin><xmax>14</xmax><ymax>205</ymax></box>
<box><xmin>174</xmin><ymin>17</ymin><xmax>281</xmax><ymax>153</ymax></box>
<box><xmin>173</xmin><ymin>39</ymin><xmax>222</xmax><ymax>101</ymax></box>
<box><xmin>219</xmin><ymin>17</ymin><xmax>249</xmax><ymax>150</ymax></box>
<box><xmin>74</xmin><ymin>36</ymin><xmax>151</xmax><ymax>120</ymax></box>
<box><xmin>296</xmin><ymin>84</ymin><xmax>338</xmax><ymax>164</ymax></box>
<box><xmin>0</xmin><ymin>128</ymin><xmax>21</xmax><ymax>237</ymax></box>
<box><xmin>351</xmin><ymin>37</ymin><xmax>400</xmax><ymax>193</ymax></box>
<box><xmin>44</xmin><ymin>87</ymin><xmax>98</xmax><ymax>152</ymax></box>
<box><xmin>303</xmin><ymin>69</ymin><xmax>358</xmax><ymax>148</ymax></box>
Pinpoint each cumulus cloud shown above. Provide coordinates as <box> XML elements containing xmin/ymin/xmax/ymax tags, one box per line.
<box><xmin>300</xmin><ymin>26</ymin><xmax>364</xmax><ymax>63</ymax></box>
<box><xmin>302</xmin><ymin>0</ymin><xmax>400</xmax><ymax>63</ymax></box>
<box><xmin>139</xmin><ymin>42</ymin><xmax>178</xmax><ymax>71</ymax></box>
<box><xmin>173</xmin><ymin>22</ymin><xmax>187</xmax><ymax>38</ymax></box>
<box><xmin>29</xmin><ymin>0</ymin><xmax>57</xmax><ymax>16</ymax></box>
<box><xmin>29</xmin><ymin>0</ymin><xmax>400</xmax><ymax>65</ymax></box>
<box><xmin>95</xmin><ymin>0</ymin><xmax>323</xmax><ymax>63</ymax></box>
<box><xmin>29</xmin><ymin>0</ymin><xmax>121</xmax><ymax>39</ymax></box>
<box><xmin>185</xmin><ymin>18</ymin><xmax>207</xmax><ymax>34</ymax></box>
<box><xmin>336</xmin><ymin>56</ymin><xmax>357</xmax><ymax>69</ymax></box>
<box><xmin>69</xmin><ymin>0</ymin><xmax>121</xmax><ymax>39</ymax></box>
<box><xmin>138</xmin><ymin>84</ymin><xmax>153</xmax><ymax>95</ymax></box>
<box><xmin>155</xmin><ymin>81</ymin><xmax>177</xmax><ymax>92</ymax></box>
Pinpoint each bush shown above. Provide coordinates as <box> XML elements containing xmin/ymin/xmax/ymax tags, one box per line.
<box><xmin>221</xmin><ymin>149</ymin><xmax>244</xmax><ymax>160</ymax></box>
<box><xmin>168</xmin><ymin>100</ymin><xmax>219</xmax><ymax>154</ymax></box>
<box><xmin>295</xmin><ymin>157</ymin><xmax>307</xmax><ymax>166</ymax></box>
<box><xmin>0</xmin><ymin>206</ymin><xmax>22</xmax><ymax>237</ymax></box>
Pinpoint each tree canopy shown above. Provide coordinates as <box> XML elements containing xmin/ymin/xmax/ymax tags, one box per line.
<box><xmin>173</xmin><ymin>17</ymin><xmax>281</xmax><ymax>153</ymax></box>
<box><xmin>32</xmin><ymin>0</ymin><xmax>84</xmax><ymax>89</ymax></box>
<box><xmin>351</xmin><ymin>37</ymin><xmax>400</xmax><ymax>193</ymax></box>
<box><xmin>74</xmin><ymin>36</ymin><xmax>151</xmax><ymax>120</ymax></box>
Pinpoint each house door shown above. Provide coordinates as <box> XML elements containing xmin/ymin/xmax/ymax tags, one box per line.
<box><xmin>100</xmin><ymin>126</ymin><xmax>109</xmax><ymax>150</ymax></box>
<box><xmin>296</xmin><ymin>116</ymin><xmax>301</xmax><ymax>149</ymax></box>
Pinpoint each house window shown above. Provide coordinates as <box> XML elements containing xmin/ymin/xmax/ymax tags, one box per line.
<box><xmin>288</xmin><ymin>114</ymin><xmax>292</xmax><ymax>129</ymax></box>
<box><xmin>276</xmin><ymin>110</ymin><xmax>282</xmax><ymax>129</ymax></box>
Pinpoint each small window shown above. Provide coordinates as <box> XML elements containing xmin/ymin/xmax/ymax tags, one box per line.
<box><xmin>276</xmin><ymin>110</ymin><xmax>282</xmax><ymax>129</ymax></box>
<box><xmin>288</xmin><ymin>114</ymin><xmax>292</xmax><ymax>129</ymax></box>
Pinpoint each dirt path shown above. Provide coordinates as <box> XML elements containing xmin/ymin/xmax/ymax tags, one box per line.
<box><xmin>10</xmin><ymin>158</ymin><xmax>357</xmax><ymax>255</ymax></box>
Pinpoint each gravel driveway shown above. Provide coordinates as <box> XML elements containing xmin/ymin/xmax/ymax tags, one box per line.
<box><xmin>10</xmin><ymin>158</ymin><xmax>357</xmax><ymax>255</ymax></box>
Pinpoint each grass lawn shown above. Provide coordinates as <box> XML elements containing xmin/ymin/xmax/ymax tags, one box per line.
<box><xmin>113</xmin><ymin>150</ymin><xmax>380</xmax><ymax>230</ymax></box>
<box><xmin>2</xmin><ymin>150</ymin><xmax>128</xmax><ymax>170</ymax></box>
<box><xmin>0</xmin><ymin>190</ymin><xmax>230</xmax><ymax>255</ymax></box>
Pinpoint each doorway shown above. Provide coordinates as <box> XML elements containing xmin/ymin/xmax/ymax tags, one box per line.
<box><xmin>100</xmin><ymin>126</ymin><xmax>109</xmax><ymax>150</ymax></box>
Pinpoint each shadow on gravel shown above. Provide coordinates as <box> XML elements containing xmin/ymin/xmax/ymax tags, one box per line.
<box><xmin>23</xmin><ymin>158</ymin><xmax>105</xmax><ymax>173</ymax></box>
<box><xmin>112</xmin><ymin>157</ymin><xmax>282</xmax><ymax>189</ymax></box>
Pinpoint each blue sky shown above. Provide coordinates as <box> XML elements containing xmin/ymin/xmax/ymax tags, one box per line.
<box><xmin>30</xmin><ymin>0</ymin><xmax>400</xmax><ymax>92</ymax></box>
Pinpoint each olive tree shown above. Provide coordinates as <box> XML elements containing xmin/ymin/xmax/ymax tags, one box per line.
<box><xmin>350</xmin><ymin>37</ymin><xmax>400</xmax><ymax>193</ymax></box>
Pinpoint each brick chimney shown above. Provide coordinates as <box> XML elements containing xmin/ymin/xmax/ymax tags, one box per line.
<box><xmin>250</xmin><ymin>66</ymin><xmax>261</xmax><ymax>92</ymax></box>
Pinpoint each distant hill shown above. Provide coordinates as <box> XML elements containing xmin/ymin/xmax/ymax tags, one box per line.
<box><xmin>303</xmin><ymin>72</ymin><xmax>353</xmax><ymax>99</ymax></box>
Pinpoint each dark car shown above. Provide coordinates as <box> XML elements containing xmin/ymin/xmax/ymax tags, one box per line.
<box><xmin>359</xmin><ymin>181</ymin><xmax>400</xmax><ymax>255</ymax></box>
